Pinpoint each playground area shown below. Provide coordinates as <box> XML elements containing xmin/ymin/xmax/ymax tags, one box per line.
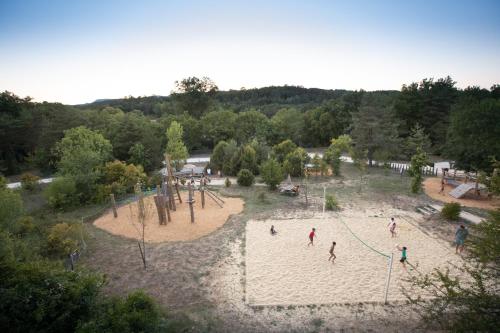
<box><xmin>245</xmin><ymin>206</ymin><xmax>462</xmax><ymax>306</ymax></box>
<box><xmin>93</xmin><ymin>190</ymin><xmax>244</xmax><ymax>242</ymax></box>
<box><xmin>423</xmin><ymin>177</ymin><xmax>500</xmax><ymax>210</ymax></box>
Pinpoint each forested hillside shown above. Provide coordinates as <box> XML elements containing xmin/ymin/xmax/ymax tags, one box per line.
<box><xmin>1</xmin><ymin>76</ymin><xmax>499</xmax><ymax>176</ymax></box>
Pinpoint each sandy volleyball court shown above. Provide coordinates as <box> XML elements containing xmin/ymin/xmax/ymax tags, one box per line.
<box><xmin>245</xmin><ymin>208</ymin><xmax>462</xmax><ymax>306</ymax></box>
<box><xmin>94</xmin><ymin>191</ymin><xmax>244</xmax><ymax>243</ymax></box>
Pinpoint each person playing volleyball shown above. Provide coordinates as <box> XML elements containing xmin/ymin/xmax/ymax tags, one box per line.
<box><xmin>307</xmin><ymin>228</ymin><xmax>317</xmax><ymax>246</ymax></box>
<box><xmin>388</xmin><ymin>218</ymin><xmax>396</xmax><ymax>237</ymax></box>
<box><xmin>328</xmin><ymin>241</ymin><xmax>336</xmax><ymax>263</ymax></box>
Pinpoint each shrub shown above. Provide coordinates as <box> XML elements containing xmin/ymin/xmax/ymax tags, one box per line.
<box><xmin>225</xmin><ymin>177</ymin><xmax>231</xmax><ymax>187</ymax></box>
<box><xmin>325</xmin><ymin>194</ymin><xmax>339</xmax><ymax>211</ymax></box>
<box><xmin>0</xmin><ymin>188</ymin><xmax>24</xmax><ymax>230</ymax></box>
<box><xmin>103</xmin><ymin>160</ymin><xmax>146</xmax><ymax>194</ymax></box>
<box><xmin>260</xmin><ymin>159</ymin><xmax>284</xmax><ymax>190</ymax></box>
<box><xmin>46</xmin><ymin>222</ymin><xmax>81</xmax><ymax>257</ymax></box>
<box><xmin>0</xmin><ymin>175</ymin><xmax>7</xmax><ymax>190</ymax></box>
<box><xmin>441</xmin><ymin>202</ymin><xmax>461</xmax><ymax>220</ymax></box>
<box><xmin>237</xmin><ymin>169</ymin><xmax>254</xmax><ymax>187</ymax></box>
<box><xmin>15</xmin><ymin>216</ymin><xmax>35</xmax><ymax>236</ymax></box>
<box><xmin>76</xmin><ymin>291</ymin><xmax>164</xmax><ymax>333</ymax></box>
<box><xmin>44</xmin><ymin>177</ymin><xmax>79</xmax><ymax>210</ymax></box>
<box><xmin>20</xmin><ymin>172</ymin><xmax>40</xmax><ymax>191</ymax></box>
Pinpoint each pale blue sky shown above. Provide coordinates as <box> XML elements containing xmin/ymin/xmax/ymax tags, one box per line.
<box><xmin>1</xmin><ymin>0</ymin><xmax>499</xmax><ymax>104</ymax></box>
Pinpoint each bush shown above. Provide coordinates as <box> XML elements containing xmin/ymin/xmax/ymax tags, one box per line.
<box><xmin>225</xmin><ymin>177</ymin><xmax>231</xmax><ymax>187</ymax></box>
<box><xmin>0</xmin><ymin>188</ymin><xmax>24</xmax><ymax>230</ymax></box>
<box><xmin>15</xmin><ymin>216</ymin><xmax>35</xmax><ymax>236</ymax></box>
<box><xmin>325</xmin><ymin>194</ymin><xmax>339</xmax><ymax>211</ymax></box>
<box><xmin>260</xmin><ymin>159</ymin><xmax>284</xmax><ymax>190</ymax></box>
<box><xmin>44</xmin><ymin>177</ymin><xmax>79</xmax><ymax>210</ymax></box>
<box><xmin>0</xmin><ymin>175</ymin><xmax>7</xmax><ymax>190</ymax></box>
<box><xmin>20</xmin><ymin>172</ymin><xmax>40</xmax><ymax>191</ymax></box>
<box><xmin>103</xmin><ymin>160</ymin><xmax>146</xmax><ymax>194</ymax></box>
<box><xmin>441</xmin><ymin>202</ymin><xmax>461</xmax><ymax>220</ymax></box>
<box><xmin>77</xmin><ymin>291</ymin><xmax>164</xmax><ymax>333</ymax></box>
<box><xmin>237</xmin><ymin>169</ymin><xmax>254</xmax><ymax>187</ymax></box>
<box><xmin>46</xmin><ymin>222</ymin><xmax>81</xmax><ymax>257</ymax></box>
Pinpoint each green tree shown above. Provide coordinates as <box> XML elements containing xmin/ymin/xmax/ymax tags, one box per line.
<box><xmin>270</xmin><ymin>108</ymin><xmax>304</xmax><ymax>145</ymax></box>
<box><xmin>272</xmin><ymin>139</ymin><xmax>297</xmax><ymax>164</ymax></box>
<box><xmin>222</xmin><ymin>140</ymin><xmax>238</xmax><ymax>176</ymax></box>
<box><xmin>404</xmin><ymin>123</ymin><xmax>432</xmax><ymax>158</ymax></box>
<box><xmin>44</xmin><ymin>177</ymin><xmax>79</xmax><ymax>210</ymax></box>
<box><xmin>445</xmin><ymin>98</ymin><xmax>500</xmax><ymax>172</ymax></box>
<box><xmin>408</xmin><ymin>148</ymin><xmax>429</xmax><ymax>193</ymax></box>
<box><xmin>351</xmin><ymin>106</ymin><xmax>401</xmax><ymax>167</ymax></box>
<box><xmin>283</xmin><ymin>148</ymin><xmax>308</xmax><ymax>177</ymax></box>
<box><xmin>260</xmin><ymin>159</ymin><xmax>284</xmax><ymax>190</ymax></box>
<box><xmin>0</xmin><ymin>187</ymin><xmax>24</xmax><ymax>231</ymax></box>
<box><xmin>55</xmin><ymin>126</ymin><xmax>113</xmax><ymax>202</ymax></box>
<box><xmin>172</xmin><ymin>76</ymin><xmax>218</xmax><ymax>118</ymax></box>
<box><xmin>324</xmin><ymin>135</ymin><xmax>353</xmax><ymax>176</ymax></box>
<box><xmin>351</xmin><ymin>147</ymin><xmax>367</xmax><ymax>192</ymax></box>
<box><xmin>128</xmin><ymin>143</ymin><xmax>146</xmax><ymax>168</ymax></box>
<box><xmin>201</xmin><ymin>110</ymin><xmax>237</xmax><ymax>147</ymax></box>
<box><xmin>166</xmin><ymin>121</ymin><xmax>188</xmax><ymax>171</ymax></box>
<box><xmin>240</xmin><ymin>145</ymin><xmax>258</xmax><ymax>174</ymax></box>
<box><xmin>395</xmin><ymin>76</ymin><xmax>458</xmax><ymax>152</ymax></box>
<box><xmin>210</xmin><ymin>141</ymin><xmax>228</xmax><ymax>173</ymax></box>
<box><xmin>235</xmin><ymin>110</ymin><xmax>271</xmax><ymax>144</ymax></box>
<box><xmin>303</xmin><ymin>101</ymin><xmax>351</xmax><ymax>147</ymax></box>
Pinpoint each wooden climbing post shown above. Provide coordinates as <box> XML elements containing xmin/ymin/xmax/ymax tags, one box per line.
<box><xmin>175</xmin><ymin>182</ymin><xmax>182</xmax><ymax>203</ymax></box>
<box><xmin>110</xmin><ymin>194</ymin><xmax>118</xmax><ymax>218</ymax></box>
<box><xmin>188</xmin><ymin>183</ymin><xmax>195</xmax><ymax>223</ymax></box>
<box><xmin>201</xmin><ymin>188</ymin><xmax>205</xmax><ymax>208</ymax></box>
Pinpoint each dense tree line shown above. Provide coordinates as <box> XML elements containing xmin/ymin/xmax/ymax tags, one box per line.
<box><xmin>1</xmin><ymin>77</ymin><xmax>499</xmax><ymax>179</ymax></box>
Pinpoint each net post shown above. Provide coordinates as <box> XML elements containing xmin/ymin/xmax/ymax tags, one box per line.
<box><xmin>322</xmin><ymin>186</ymin><xmax>326</xmax><ymax>216</ymax></box>
<box><xmin>384</xmin><ymin>252</ymin><xmax>394</xmax><ymax>304</ymax></box>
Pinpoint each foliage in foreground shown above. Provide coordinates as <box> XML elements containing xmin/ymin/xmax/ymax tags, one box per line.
<box><xmin>405</xmin><ymin>210</ymin><xmax>500</xmax><ymax>332</ymax></box>
<box><xmin>0</xmin><ymin>185</ymin><xmax>191</xmax><ymax>333</ymax></box>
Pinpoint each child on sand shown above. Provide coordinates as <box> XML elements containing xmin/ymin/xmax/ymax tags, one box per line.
<box><xmin>455</xmin><ymin>224</ymin><xmax>469</xmax><ymax>254</ymax></box>
<box><xmin>328</xmin><ymin>241</ymin><xmax>337</xmax><ymax>263</ymax></box>
<box><xmin>388</xmin><ymin>218</ymin><xmax>396</xmax><ymax>238</ymax></box>
<box><xmin>308</xmin><ymin>228</ymin><xmax>316</xmax><ymax>246</ymax></box>
<box><xmin>270</xmin><ymin>225</ymin><xmax>277</xmax><ymax>235</ymax></box>
<box><xmin>396</xmin><ymin>245</ymin><xmax>407</xmax><ymax>267</ymax></box>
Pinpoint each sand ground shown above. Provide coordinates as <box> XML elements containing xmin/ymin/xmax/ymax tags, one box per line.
<box><xmin>93</xmin><ymin>191</ymin><xmax>244</xmax><ymax>242</ymax></box>
<box><xmin>423</xmin><ymin>177</ymin><xmax>500</xmax><ymax>210</ymax></box>
<box><xmin>245</xmin><ymin>208</ymin><xmax>462</xmax><ymax>306</ymax></box>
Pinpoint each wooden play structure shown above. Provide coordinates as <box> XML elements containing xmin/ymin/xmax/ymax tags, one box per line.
<box><xmin>150</xmin><ymin>154</ymin><xmax>225</xmax><ymax>225</ymax></box>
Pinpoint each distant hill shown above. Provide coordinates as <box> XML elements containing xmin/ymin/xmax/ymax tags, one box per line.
<box><xmin>75</xmin><ymin>86</ymin><xmax>399</xmax><ymax>116</ymax></box>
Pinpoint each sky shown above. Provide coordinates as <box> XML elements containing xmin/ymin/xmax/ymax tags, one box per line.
<box><xmin>0</xmin><ymin>0</ymin><xmax>499</xmax><ymax>104</ymax></box>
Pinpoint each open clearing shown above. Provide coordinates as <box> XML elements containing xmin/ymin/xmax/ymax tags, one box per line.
<box><xmin>245</xmin><ymin>207</ymin><xmax>462</xmax><ymax>306</ymax></box>
<box><xmin>82</xmin><ymin>166</ymin><xmax>477</xmax><ymax>332</ymax></box>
